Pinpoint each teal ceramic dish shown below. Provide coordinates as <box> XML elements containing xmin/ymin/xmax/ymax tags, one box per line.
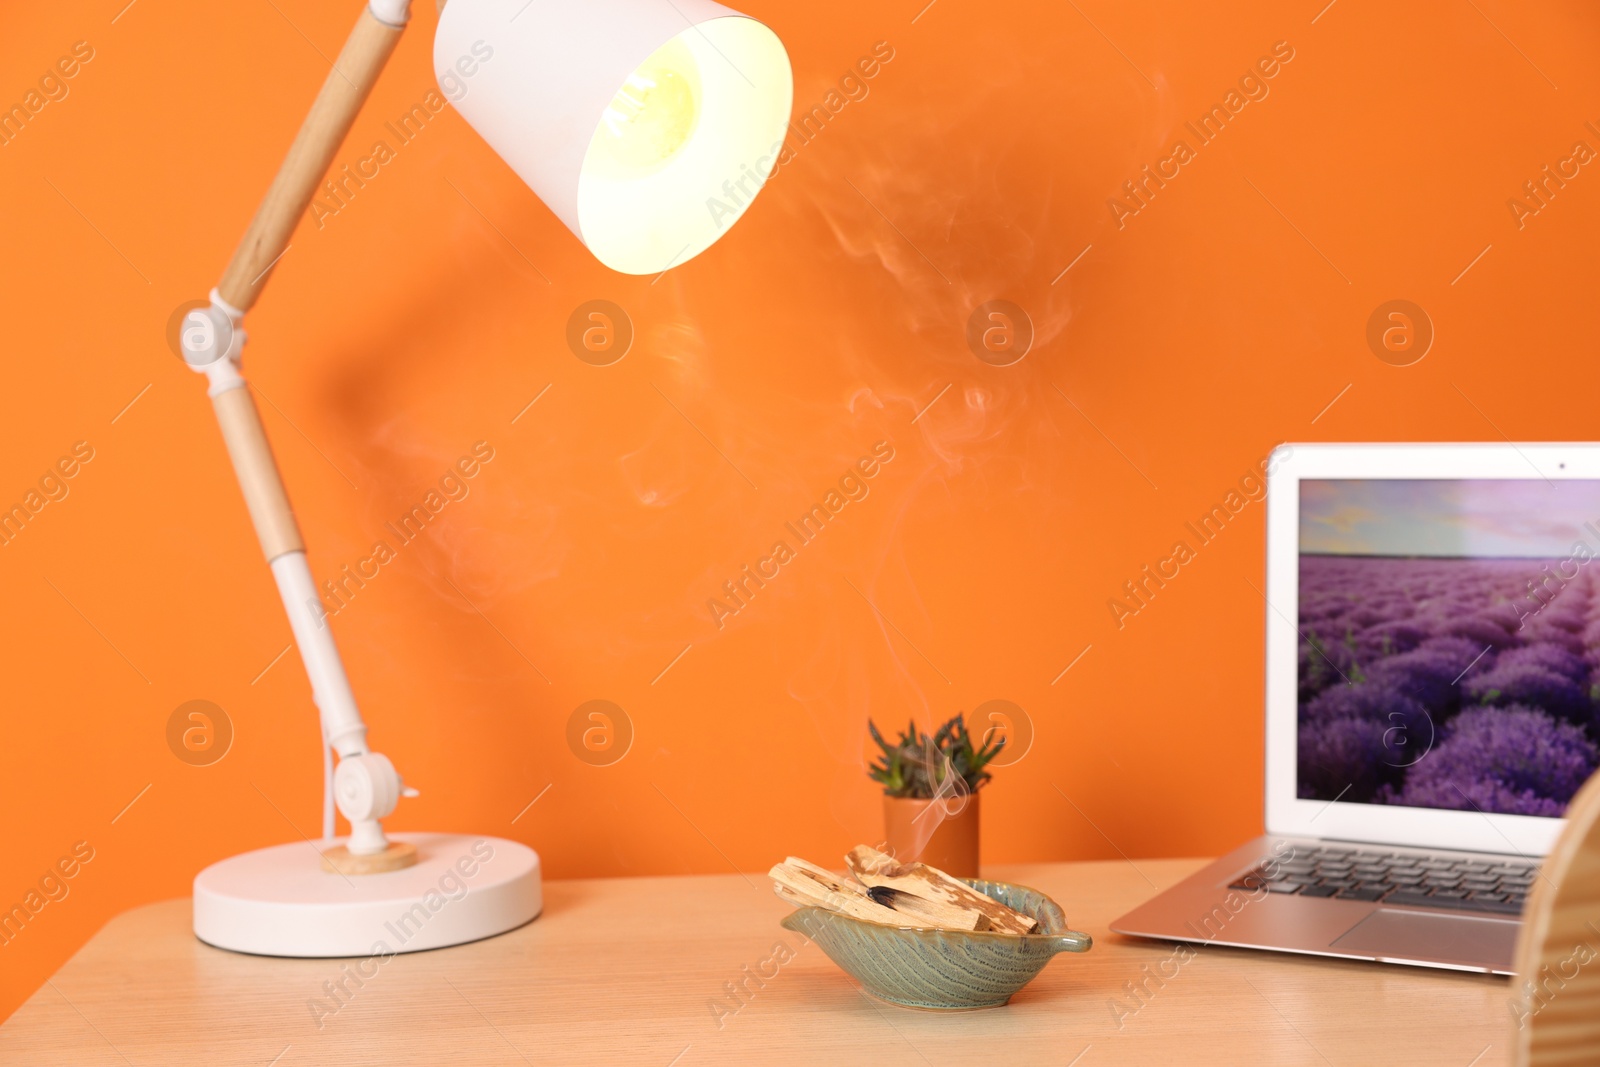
<box><xmin>780</xmin><ymin>878</ymin><xmax>1091</xmax><ymax>1010</ymax></box>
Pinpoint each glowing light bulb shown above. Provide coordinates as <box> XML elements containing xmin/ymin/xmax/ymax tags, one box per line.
<box><xmin>588</xmin><ymin>38</ymin><xmax>701</xmax><ymax>181</ymax></box>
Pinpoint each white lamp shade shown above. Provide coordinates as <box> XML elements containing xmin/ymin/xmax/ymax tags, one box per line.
<box><xmin>435</xmin><ymin>0</ymin><xmax>793</xmax><ymax>275</ymax></box>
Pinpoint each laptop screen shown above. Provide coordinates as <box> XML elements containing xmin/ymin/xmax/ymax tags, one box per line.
<box><xmin>1298</xmin><ymin>478</ymin><xmax>1600</xmax><ymax>817</ymax></box>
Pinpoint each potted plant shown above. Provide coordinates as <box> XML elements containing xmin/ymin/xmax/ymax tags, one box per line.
<box><xmin>867</xmin><ymin>713</ymin><xmax>1003</xmax><ymax>878</ymax></box>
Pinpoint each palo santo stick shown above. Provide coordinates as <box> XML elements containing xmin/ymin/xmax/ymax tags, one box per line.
<box><xmin>771</xmin><ymin>860</ymin><xmax>989</xmax><ymax>930</ymax></box>
<box><xmin>845</xmin><ymin>844</ymin><xmax>1039</xmax><ymax>935</ymax></box>
<box><xmin>866</xmin><ymin>886</ymin><xmax>993</xmax><ymax>931</ymax></box>
<box><xmin>768</xmin><ymin>859</ymin><xmax>908</xmax><ymax>927</ymax></box>
<box><xmin>772</xmin><ymin>882</ymin><xmax>898</xmax><ymax>922</ymax></box>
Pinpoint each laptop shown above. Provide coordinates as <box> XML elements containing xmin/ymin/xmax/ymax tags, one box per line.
<box><xmin>1111</xmin><ymin>442</ymin><xmax>1600</xmax><ymax>974</ymax></box>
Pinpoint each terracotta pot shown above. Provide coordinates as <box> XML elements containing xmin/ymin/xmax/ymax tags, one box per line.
<box><xmin>882</xmin><ymin>792</ymin><xmax>980</xmax><ymax>877</ymax></box>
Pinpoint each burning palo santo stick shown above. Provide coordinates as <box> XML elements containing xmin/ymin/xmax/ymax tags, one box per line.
<box><xmin>845</xmin><ymin>844</ymin><xmax>1039</xmax><ymax>935</ymax></box>
<box><xmin>863</xmin><ymin>885</ymin><xmax>995</xmax><ymax>931</ymax></box>
<box><xmin>768</xmin><ymin>858</ymin><xmax>908</xmax><ymax>927</ymax></box>
<box><xmin>769</xmin><ymin>846</ymin><xmax>1039</xmax><ymax>935</ymax></box>
<box><xmin>770</xmin><ymin>857</ymin><xmax>992</xmax><ymax>931</ymax></box>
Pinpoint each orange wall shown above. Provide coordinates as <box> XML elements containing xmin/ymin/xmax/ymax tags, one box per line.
<box><xmin>3</xmin><ymin>0</ymin><xmax>1599</xmax><ymax>1021</ymax></box>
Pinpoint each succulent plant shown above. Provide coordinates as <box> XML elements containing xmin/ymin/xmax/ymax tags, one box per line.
<box><xmin>867</xmin><ymin>713</ymin><xmax>1003</xmax><ymax>799</ymax></box>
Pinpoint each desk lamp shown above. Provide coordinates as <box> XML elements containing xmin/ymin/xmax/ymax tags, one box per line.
<box><xmin>188</xmin><ymin>0</ymin><xmax>792</xmax><ymax>957</ymax></box>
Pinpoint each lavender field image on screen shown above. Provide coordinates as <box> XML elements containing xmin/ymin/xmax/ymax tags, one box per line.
<box><xmin>1297</xmin><ymin>480</ymin><xmax>1600</xmax><ymax>816</ymax></box>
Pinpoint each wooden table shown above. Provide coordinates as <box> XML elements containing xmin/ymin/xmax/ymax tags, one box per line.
<box><xmin>0</xmin><ymin>859</ymin><xmax>1516</xmax><ymax>1066</ymax></box>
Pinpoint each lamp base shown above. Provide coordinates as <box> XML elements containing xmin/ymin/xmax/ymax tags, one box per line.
<box><xmin>193</xmin><ymin>832</ymin><xmax>541</xmax><ymax>957</ymax></box>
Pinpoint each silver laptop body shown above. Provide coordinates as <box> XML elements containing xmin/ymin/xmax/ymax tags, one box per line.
<box><xmin>1111</xmin><ymin>444</ymin><xmax>1600</xmax><ymax>974</ymax></box>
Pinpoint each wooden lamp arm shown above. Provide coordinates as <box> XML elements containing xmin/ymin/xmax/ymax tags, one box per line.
<box><xmin>188</xmin><ymin>1</ymin><xmax>417</xmax><ymax>854</ymax></box>
<box><xmin>217</xmin><ymin>7</ymin><xmax>406</xmax><ymax>312</ymax></box>
<box><xmin>208</xmin><ymin>1</ymin><xmax>410</xmax><ymax>570</ymax></box>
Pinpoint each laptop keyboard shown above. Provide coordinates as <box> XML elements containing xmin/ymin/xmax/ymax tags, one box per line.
<box><xmin>1229</xmin><ymin>844</ymin><xmax>1537</xmax><ymax>916</ymax></box>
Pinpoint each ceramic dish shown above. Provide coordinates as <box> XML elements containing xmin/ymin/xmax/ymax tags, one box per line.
<box><xmin>780</xmin><ymin>877</ymin><xmax>1091</xmax><ymax>1010</ymax></box>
